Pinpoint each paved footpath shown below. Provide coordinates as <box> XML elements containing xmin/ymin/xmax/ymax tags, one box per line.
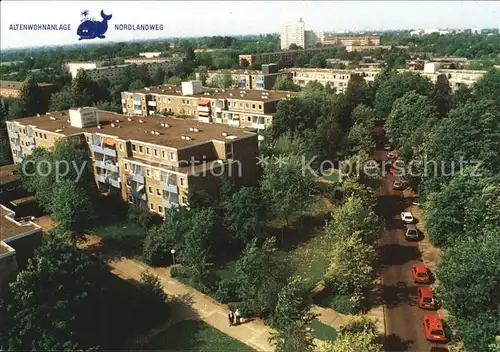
<box><xmin>80</xmin><ymin>235</ymin><xmax>275</xmax><ymax>352</ymax></box>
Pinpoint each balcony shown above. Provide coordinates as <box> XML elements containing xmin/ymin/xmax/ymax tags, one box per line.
<box><xmin>163</xmin><ymin>199</ymin><xmax>179</xmax><ymax>209</ymax></box>
<box><xmin>132</xmin><ymin>190</ymin><xmax>147</xmax><ymax>201</ymax></box>
<box><xmin>109</xmin><ymin>178</ymin><xmax>121</xmax><ymax>188</ymax></box>
<box><xmin>27</xmin><ymin>136</ymin><xmax>35</xmax><ymax>144</ymax></box>
<box><xmin>95</xmin><ymin>160</ymin><xmax>119</xmax><ymax>173</ymax></box>
<box><xmin>129</xmin><ymin>173</ymin><xmax>145</xmax><ymax>184</ymax></box>
<box><xmin>163</xmin><ymin>183</ymin><xmax>178</xmax><ymax>194</ymax></box>
<box><xmin>133</xmin><ymin>109</ymin><xmax>142</xmax><ymax>115</ymax></box>
<box><xmin>122</xmin><ymin>108</ymin><xmax>127</xmax><ymax>113</ymax></box>
<box><xmin>198</xmin><ymin>106</ymin><xmax>210</xmax><ymax>112</ymax></box>
<box><xmin>147</xmin><ymin>101</ymin><xmax>157</xmax><ymax>106</ymax></box>
<box><xmin>251</xmin><ymin>123</ymin><xmax>266</xmax><ymax>130</ymax></box>
<box><xmin>228</xmin><ymin>120</ymin><xmax>240</xmax><ymax>127</ymax></box>
<box><xmin>199</xmin><ymin>116</ymin><xmax>211</xmax><ymax>123</ymax></box>
<box><xmin>215</xmin><ymin>118</ymin><xmax>223</xmax><ymax>124</ymax></box>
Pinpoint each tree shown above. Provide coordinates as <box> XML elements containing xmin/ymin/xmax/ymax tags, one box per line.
<box><xmin>261</xmin><ymin>154</ymin><xmax>317</xmax><ymax>228</ymax></box>
<box><xmin>19</xmin><ymin>76</ymin><xmax>44</xmax><ymax>115</ymax></box>
<box><xmin>437</xmin><ymin>232</ymin><xmax>500</xmax><ymax>351</ymax></box>
<box><xmin>92</xmin><ymin>100</ymin><xmax>121</xmax><ymax>113</ymax></box>
<box><xmin>433</xmin><ymin>73</ymin><xmax>452</xmax><ymax>117</ymax></box>
<box><xmin>419</xmin><ymin>100</ymin><xmax>500</xmax><ymax>195</ymax></box>
<box><xmin>151</xmin><ymin>67</ymin><xmax>165</xmax><ymax>86</ymax></box>
<box><xmin>324</xmin><ymin>234</ymin><xmax>376</xmax><ymax>301</ymax></box>
<box><xmin>288</xmin><ymin>43</ymin><xmax>301</xmax><ymax>50</ymax></box>
<box><xmin>345</xmin><ymin>75</ymin><xmax>375</xmax><ymax>108</ymax></box>
<box><xmin>374</xmin><ymin>71</ymin><xmax>434</xmax><ymax>117</ymax></box>
<box><xmin>272</xmin><ymin>77</ymin><xmax>300</xmax><ymax>92</ymax></box>
<box><xmin>347</xmin><ymin>122</ymin><xmax>374</xmax><ymax>154</ymax></box>
<box><xmin>234</xmin><ymin>238</ymin><xmax>289</xmax><ymax>317</ymax></box>
<box><xmin>272</xmin><ymin>324</ymin><xmax>315</xmax><ymax>352</ymax></box>
<box><xmin>222</xmin><ymin>186</ymin><xmax>267</xmax><ymax>244</ymax></box>
<box><xmin>211</xmin><ymin>74</ymin><xmax>233</xmax><ymax>88</ymax></box>
<box><xmin>464</xmin><ymin>184</ymin><xmax>500</xmax><ymax>238</ymax></box>
<box><xmin>309</xmin><ymin>54</ymin><xmax>327</xmax><ymax>68</ymax></box>
<box><xmin>6</xmin><ymin>99</ymin><xmax>27</xmax><ymax>119</ymax></box>
<box><xmin>385</xmin><ymin>91</ymin><xmax>438</xmax><ymax>159</ymax></box>
<box><xmin>50</xmin><ymin>181</ymin><xmax>96</xmax><ymax>243</ymax></box>
<box><xmin>49</xmin><ymin>88</ymin><xmax>74</xmax><ymax>111</ymax></box>
<box><xmin>270</xmin><ymin>276</ymin><xmax>315</xmax><ymax>332</ymax></box>
<box><xmin>473</xmin><ymin>68</ymin><xmax>500</xmax><ymax>106</ymax></box>
<box><xmin>319</xmin><ymin>331</ymin><xmax>382</xmax><ymax>352</ymax></box>
<box><xmin>0</xmin><ymin>138</ymin><xmax>13</xmax><ymax>165</ymax></box>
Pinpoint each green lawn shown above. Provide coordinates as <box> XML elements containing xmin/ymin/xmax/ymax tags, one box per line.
<box><xmin>311</xmin><ymin>320</ymin><xmax>338</xmax><ymax>341</ymax></box>
<box><xmin>90</xmin><ymin>221</ymin><xmax>147</xmax><ymax>256</ymax></box>
<box><xmin>142</xmin><ymin>320</ymin><xmax>255</xmax><ymax>351</ymax></box>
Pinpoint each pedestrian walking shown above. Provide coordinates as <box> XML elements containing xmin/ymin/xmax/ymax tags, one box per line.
<box><xmin>228</xmin><ymin>310</ymin><xmax>235</xmax><ymax>327</ymax></box>
<box><xmin>234</xmin><ymin>309</ymin><xmax>241</xmax><ymax>325</ymax></box>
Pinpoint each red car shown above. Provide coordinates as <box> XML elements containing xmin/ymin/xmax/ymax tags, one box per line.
<box><xmin>423</xmin><ymin>314</ymin><xmax>447</xmax><ymax>342</ymax></box>
<box><xmin>416</xmin><ymin>286</ymin><xmax>436</xmax><ymax>309</ymax></box>
<box><xmin>412</xmin><ymin>263</ymin><xmax>430</xmax><ymax>284</ymax></box>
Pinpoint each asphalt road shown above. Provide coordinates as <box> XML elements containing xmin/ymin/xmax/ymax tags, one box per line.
<box><xmin>375</xmin><ymin>149</ymin><xmax>433</xmax><ymax>352</ymax></box>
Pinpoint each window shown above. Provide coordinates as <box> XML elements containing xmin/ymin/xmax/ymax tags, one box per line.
<box><xmin>245</xmin><ymin>103</ymin><xmax>249</xmax><ymax>108</ymax></box>
<box><xmin>124</xmin><ymin>163</ymin><xmax>129</xmax><ymax>170</ymax></box>
<box><xmin>139</xmin><ymin>145</ymin><xmax>143</xmax><ymax>153</ymax></box>
<box><xmin>182</xmin><ymin>196</ymin><xmax>188</xmax><ymax>204</ymax></box>
<box><xmin>146</xmin><ymin>168</ymin><xmax>151</xmax><ymax>176</ymax></box>
<box><xmin>146</xmin><ymin>147</ymin><xmax>150</xmax><ymax>155</ymax></box>
<box><xmin>119</xmin><ymin>143</ymin><xmax>123</xmax><ymax>151</ymax></box>
<box><xmin>35</xmin><ymin>132</ymin><xmax>39</xmax><ymax>137</ymax></box>
<box><xmin>21</xmin><ymin>141</ymin><xmax>25</xmax><ymax>146</ymax></box>
<box><xmin>154</xmin><ymin>149</ymin><xmax>158</xmax><ymax>156</ymax></box>
<box><xmin>162</xmin><ymin>150</ymin><xmax>167</xmax><ymax>159</ymax></box>
<box><xmin>258</xmin><ymin>105</ymin><xmax>262</xmax><ymax>109</ymax></box>
<box><xmin>252</xmin><ymin>104</ymin><xmax>255</xmax><ymax>109</ymax></box>
<box><xmin>148</xmin><ymin>186</ymin><xmax>153</xmax><ymax>194</ymax></box>
<box><xmin>44</xmin><ymin>134</ymin><xmax>47</xmax><ymax>140</ymax></box>
<box><xmin>132</xmin><ymin>144</ymin><xmax>137</xmax><ymax>151</ymax></box>
<box><xmin>158</xmin><ymin>205</ymin><xmax>163</xmax><ymax>214</ymax></box>
<box><xmin>247</xmin><ymin>116</ymin><xmax>251</xmax><ymax>122</ymax></box>
<box><xmin>85</xmin><ymin>136</ymin><xmax>89</xmax><ymax>142</ymax></box>
<box><xmin>170</xmin><ymin>152</ymin><xmax>175</xmax><ymax>161</ymax></box>
<box><xmin>150</xmin><ymin>202</ymin><xmax>155</xmax><ymax>210</ymax></box>
<box><xmin>227</xmin><ymin>102</ymin><xmax>231</xmax><ymax>107</ymax></box>
<box><xmin>156</xmin><ymin>188</ymin><xmax>161</xmax><ymax>196</ymax></box>
<box><xmin>180</xmin><ymin>178</ymin><xmax>185</xmax><ymax>186</ymax></box>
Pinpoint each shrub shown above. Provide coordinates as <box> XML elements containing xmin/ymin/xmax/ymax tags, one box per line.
<box><xmin>213</xmin><ymin>279</ymin><xmax>238</xmax><ymax>303</ymax></box>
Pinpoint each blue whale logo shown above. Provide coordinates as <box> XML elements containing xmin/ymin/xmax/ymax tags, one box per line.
<box><xmin>77</xmin><ymin>10</ymin><xmax>112</xmax><ymax>40</ymax></box>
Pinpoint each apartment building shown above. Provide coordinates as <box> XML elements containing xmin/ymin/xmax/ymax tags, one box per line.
<box><xmin>205</xmin><ymin>64</ymin><xmax>285</xmax><ymax>90</ymax></box>
<box><xmin>418</xmin><ymin>63</ymin><xmax>486</xmax><ymax>91</ymax></box>
<box><xmin>345</xmin><ymin>45</ymin><xmax>392</xmax><ymax>52</ymax></box>
<box><xmin>0</xmin><ymin>164</ymin><xmax>23</xmax><ymax>202</ymax></box>
<box><xmin>0</xmin><ymin>204</ymin><xmax>43</xmax><ymax>293</ymax></box>
<box><xmin>65</xmin><ymin>59</ymin><xmax>181</xmax><ymax>82</ymax></box>
<box><xmin>280</xmin><ymin>18</ymin><xmax>324</xmax><ymax>50</ymax></box>
<box><xmin>121</xmin><ymin>81</ymin><xmax>299</xmax><ymax>140</ymax></box>
<box><xmin>5</xmin><ymin>107</ymin><xmax>259</xmax><ymax>217</ymax></box>
<box><xmin>238</xmin><ymin>47</ymin><xmax>340</xmax><ymax>68</ymax></box>
<box><xmin>0</xmin><ymin>80</ymin><xmax>58</xmax><ymax>99</ymax></box>
<box><xmin>287</xmin><ymin>68</ymin><xmax>381</xmax><ymax>93</ymax></box>
<box><xmin>323</xmin><ymin>36</ymin><xmax>381</xmax><ymax>46</ymax></box>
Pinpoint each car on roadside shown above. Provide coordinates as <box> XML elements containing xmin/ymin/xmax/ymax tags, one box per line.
<box><xmin>401</xmin><ymin>211</ymin><xmax>414</xmax><ymax>223</ymax></box>
<box><xmin>423</xmin><ymin>314</ymin><xmax>447</xmax><ymax>342</ymax></box>
<box><xmin>412</xmin><ymin>263</ymin><xmax>430</xmax><ymax>284</ymax></box>
<box><xmin>405</xmin><ymin>224</ymin><xmax>419</xmax><ymax>241</ymax></box>
<box><xmin>417</xmin><ymin>286</ymin><xmax>436</xmax><ymax>309</ymax></box>
<box><xmin>383</xmin><ymin>143</ymin><xmax>392</xmax><ymax>151</ymax></box>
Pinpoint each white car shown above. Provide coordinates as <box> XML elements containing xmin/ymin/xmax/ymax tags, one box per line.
<box><xmin>401</xmin><ymin>212</ymin><xmax>414</xmax><ymax>223</ymax></box>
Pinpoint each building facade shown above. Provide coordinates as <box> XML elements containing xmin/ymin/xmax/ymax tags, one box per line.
<box><xmin>121</xmin><ymin>81</ymin><xmax>299</xmax><ymax>140</ymax></box>
<box><xmin>323</xmin><ymin>36</ymin><xmax>381</xmax><ymax>46</ymax></box>
<box><xmin>205</xmin><ymin>64</ymin><xmax>285</xmax><ymax>90</ymax></box>
<box><xmin>0</xmin><ymin>80</ymin><xmax>58</xmax><ymax>99</ymax></box>
<box><xmin>65</xmin><ymin>59</ymin><xmax>181</xmax><ymax>82</ymax></box>
<box><xmin>286</xmin><ymin>68</ymin><xmax>381</xmax><ymax>93</ymax></box>
<box><xmin>5</xmin><ymin>108</ymin><xmax>260</xmax><ymax>217</ymax></box>
<box><xmin>0</xmin><ymin>204</ymin><xmax>43</xmax><ymax>293</ymax></box>
<box><xmin>238</xmin><ymin>47</ymin><xmax>340</xmax><ymax>68</ymax></box>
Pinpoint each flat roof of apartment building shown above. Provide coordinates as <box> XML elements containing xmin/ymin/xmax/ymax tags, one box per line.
<box><xmin>208</xmin><ymin>69</ymin><xmax>265</xmax><ymax>75</ymax></box>
<box><xmin>0</xmin><ymin>205</ymin><xmax>40</xmax><ymax>242</ymax></box>
<box><xmin>12</xmin><ymin>110</ymin><xmax>255</xmax><ymax>149</ymax></box>
<box><xmin>0</xmin><ymin>164</ymin><xmax>20</xmax><ymax>186</ymax></box>
<box><xmin>129</xmin><ymin>85</ymin><xmax>299</xmax><ymax>101</ymax></box>
<box><xmin>0</xmin><ymin>80</ymin><xmax>56</xmax><ymax>89</ymax></box>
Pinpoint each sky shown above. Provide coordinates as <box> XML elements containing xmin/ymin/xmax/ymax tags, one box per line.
<box><xmin>1</xmin><ymin>1</ymin><xmax>499</xmax><ymax>49</ymax></box>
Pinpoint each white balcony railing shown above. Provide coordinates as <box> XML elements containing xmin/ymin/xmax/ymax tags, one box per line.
<box><xmin>147</xmin><ymin>101</ymin><xmax>157</xmax><ymax>106</ymax></box>
<box><xmin>198</xmin><ymin>106</ymin><xmax>210</xmax><ymax>112</ymax></box>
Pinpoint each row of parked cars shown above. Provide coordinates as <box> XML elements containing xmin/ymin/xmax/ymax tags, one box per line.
<box><xmin>388</xmin><ymin>150</ymin><xmax>448</xmax><ymax>346</ymax></box>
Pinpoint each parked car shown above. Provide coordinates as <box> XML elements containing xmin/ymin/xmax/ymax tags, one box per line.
<box><xmin>417</xmin><ymin>286</ymin><xmax>436</xmax><ymax>309</ymax></box>
<box><xmin>393</xmin><ymin>179</ymin><xmax>405</xmax><ymax>190</ymax></box>
<box><xmin>412</xmin><ymin>263</ymin><xmax>430</xmax><ymax>284</ymax></box>
<box><xmin>401</xmin><ymin>211</ymin><xmax>414</xmax><ymax>223</ymax></box>
<box><xmin>405</xmin><ymin>224</ymin><xmax>419</xmax><ymax>240</ymax></box>
<box><xmin>423</xmin><ymin>314</ymin><xmax>447</xmax><ymax>342</ymax></box>
<box><xmin>384</xmin><ymin>143</ymin><xmax>392</xmax><ymax>151</ymax></box>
